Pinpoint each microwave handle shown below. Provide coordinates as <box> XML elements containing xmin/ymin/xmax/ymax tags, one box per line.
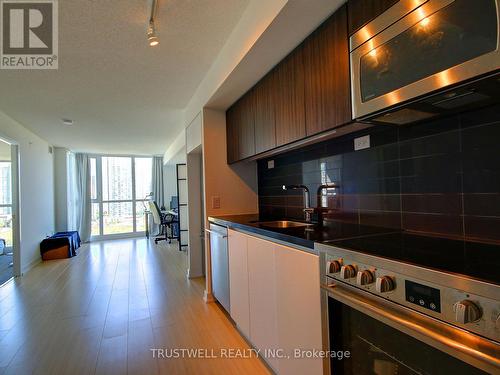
<box><xmin>322</xmin><ymin>282</ymin><xmax>499</xmax><ymax>374</ymax></box>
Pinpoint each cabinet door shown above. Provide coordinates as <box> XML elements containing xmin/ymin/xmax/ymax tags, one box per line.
<box><xmin>304</xmin><ymin>4</ymin><xmax>351</xmax><ymax>136</ymax></box>
<box><xmin>254</xmin><ymin>74</ymin><xmax>276</xmax><ymax>154</ymax></box>
<box><xmin>226</xmin><ymin>105</ymin><xmax>240</xmax><ymax>164</ymax></box>
<box><xmin>348</xmin><ymin>0</ymin><xmax>399</xmax><ymax>35</ymax></box>
<box><xmin>225</xmin><ymin>93</ymin><xmax>255</xmax><ymax>163</ymax></box>
<box><xmin>275</xmin><ymin>244</ymin><xmax>322</xmax><ymax>375</ymax></box>
<box><xmin>247</xmin><ymin>235</ymin><xmax>280</xmax><ymax>372</ymax></box>
<box><xmin>227</xmin><ymin>229</ymin><xmax>250</xmax><ymax>338</ymax></box>
<box><xmin>237</xmin><ymin>93</ymin><xmax>256</xmax><ymax>159</ymax></box>
<box><xmin>274</xmin><ymin>48</ymin><xmax>306</xmax><ymax>147</ymax></box>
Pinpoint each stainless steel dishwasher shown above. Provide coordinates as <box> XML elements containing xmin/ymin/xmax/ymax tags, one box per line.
<box><xmin>207</xmin><ymin>223</ymin><xmax>230</xmax><ymax>313</ymax></box>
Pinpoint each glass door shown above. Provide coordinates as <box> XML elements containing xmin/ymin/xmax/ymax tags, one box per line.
<box><xmin>101</xmin><ymin>156</ymin><xmax>134</xmax><ymax>235</ymax></box>
<box><xmin>90</xmin><ymin>155</ymin><xmax>152</xmax><ymax>238</ymax></box>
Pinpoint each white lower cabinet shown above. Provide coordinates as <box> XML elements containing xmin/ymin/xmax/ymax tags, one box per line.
<box><xmin>275</xmin><ymin>243</ymin><xmax>323</xmax><ymax>375</ymax></box>
<box><xmin>228</xmin><ymin>229</ymin><xmax>250</xmax><ymax>338</ymax></box>
<box><xmin>247</xmin><ymin>236</ymin><xmax>280</xmax><ymax>372</ymax></box>
<box><xmin>227</xmin><ymin>229</ymin><xmax>322</xmax><ymax>375</ymax></box>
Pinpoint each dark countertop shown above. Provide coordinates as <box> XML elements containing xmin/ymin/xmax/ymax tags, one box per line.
<box><xmin>208</xmin><ymin>214</ymin><xmax>394</xmax><ymax>250</ymax></box>
<box><xmin>208</xmin><ymin>214</ymin><xmax>500</xmax><ymax>285</ymax></box>
<box><xmin>329</xmin><ymin>232</ymin><xmax>500</xmax><ymax>285</ymax></box>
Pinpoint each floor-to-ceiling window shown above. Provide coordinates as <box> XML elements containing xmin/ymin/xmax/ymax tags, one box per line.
<box><xmin>90</xmin><ymin>155</ymin><xmax>152</xmax><ymax>238</ymax></box>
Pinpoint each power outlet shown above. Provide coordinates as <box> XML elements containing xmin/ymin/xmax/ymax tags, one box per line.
<box><xmin>354</xmin><ymin>135</ymin><xmax>370</xmax><ymax>151</ymax></box>
<box><xmin>212</xmin><ymin>196</ymin><xmax>221</xmax><ymax>209</ymax></box>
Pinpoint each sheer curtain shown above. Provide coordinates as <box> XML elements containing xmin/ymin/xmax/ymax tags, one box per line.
<box><xmin>67</xmin><ymin>152</ymin><xmax>77</xmax><ymax>231</ymax></box>
<box><xmin>150</xmin><ymin>156</ymin><xmax>164</xmax><ymax>235</ymax></box>
<box><xmin>152</xmin><ymin>156</ymin><xmax>164</xmax><ymax>208</ymax></box>
<box><xmin>68</xmin><ymin>153</ymin><xmax>92</xmax><ymax>242</ymax></box>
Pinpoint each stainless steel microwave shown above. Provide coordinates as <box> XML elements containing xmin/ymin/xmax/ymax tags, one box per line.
<box><xmin>350</xmin><ymin>0</ymin><xmax>500</xmax><ymax>124</ymax></box>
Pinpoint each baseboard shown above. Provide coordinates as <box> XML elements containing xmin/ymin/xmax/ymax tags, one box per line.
<box><xmin>203</xmin><ymin>290</ymin><xmax>215</xmax><ymax>303</ymax></box>
<box><xmin>187</xmin><ymin>268</ymin><xmax>204</xmax><ymax>279</ymax></box>
<box><xmin>21</xmin><ymin>256</ymin><xmax>42</xmax><ymax>276</ymax></box>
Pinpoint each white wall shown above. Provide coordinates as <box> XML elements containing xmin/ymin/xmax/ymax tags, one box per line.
<box><xmin>0</xmin><ymin>141</ymin><xmax>10</xmax><ymax>160</ymax></box>
<box><xmin>163</xmin><ymin>164</ymin><xmax>177</xmax><ymax>206</ymax></box>
<box><xmin>186</xmin><ymin>113</ymin><xmax>202</xmax><ymax>153</ymax></box>
<box><xmin>202</xmin><ymin>108</ymin><xmax>258</xmax><ymax>220</ymax></box>
<box><xmin>163</xmin><ymin>129</ymin><xmax>186</xmax><ymax>164</ymax></box>
<box><xmin>202</xmin><ymin>108</ymin><xmax>258</xmax><ymax>300</ymax></box>
<box><xmin>0</xmin><ymin>111</ymin><xmax>55</xmax><ymax>273</ymax></box>
<box><xmin>187</xmin><ymin>148</ymin><xmax>204</xmax><ymax>278</ymax></box>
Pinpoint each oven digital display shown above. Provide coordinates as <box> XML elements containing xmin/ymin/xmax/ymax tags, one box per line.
<box><xmin>405</xmin><ymin>280</ymin><xmax>441</xmax><ymax>313</ymax></box>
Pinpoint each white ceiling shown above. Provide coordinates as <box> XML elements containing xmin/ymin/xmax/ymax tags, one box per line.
<box><xmin>0</xmin><ymin>0</ymin><xmax>249</xmax><ymax>155</ymax></box>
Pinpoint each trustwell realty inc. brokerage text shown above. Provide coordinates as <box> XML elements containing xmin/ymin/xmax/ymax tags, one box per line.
<box><xmin>150</xmin><ymin>348</ymin><xmax>351</xmax><ymax>360</ymax></box>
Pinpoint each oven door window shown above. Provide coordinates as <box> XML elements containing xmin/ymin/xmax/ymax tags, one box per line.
<box><xmin>360</xmin><ymin>0</ymin><xmax>498</xmax><ymax>103</ymax></box>
<box><xmin>329</xmin><ymin>298</ymin><xmax>487</xmax><ymax>375</ymax></box>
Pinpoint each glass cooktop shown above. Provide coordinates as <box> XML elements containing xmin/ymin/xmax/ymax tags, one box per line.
<box><xmin>328</xmin><ymin>232</ymin><xmax>500</xmax><ymax>285</ymax></box>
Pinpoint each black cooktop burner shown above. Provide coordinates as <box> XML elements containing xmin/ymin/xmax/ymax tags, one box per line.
<box><xmin>329</xmin><ymin>232</ymin><xmax>500</xmax><ymax>285</ymax></box>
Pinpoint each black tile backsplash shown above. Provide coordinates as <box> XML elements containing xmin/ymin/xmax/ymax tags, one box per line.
<box><xmin>258</xmin><ymin>104</ymin><xmax>500</xmax><ymax>244</ymax></box>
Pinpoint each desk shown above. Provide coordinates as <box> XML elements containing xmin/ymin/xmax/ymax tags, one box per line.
<box><xmin>145</xmin><ymin>210</ymin><xmax>178</xmax><ymax>239</ymax></box>
<box><xmin>162</xmin><ymin>210</ymin><xmax>178</xmax><ymax>216</ymax></box>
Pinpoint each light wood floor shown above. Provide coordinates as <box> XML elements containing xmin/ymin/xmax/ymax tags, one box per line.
<box><xmin>0</xmin><ymin>238</ymin><xmax>270</xmax><ymax>375</ymax></box>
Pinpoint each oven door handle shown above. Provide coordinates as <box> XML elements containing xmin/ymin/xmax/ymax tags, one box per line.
<box><xmin>322</xmin><ymin>282</ymin><xmax>500</xmax><ymax>374</ymax></box>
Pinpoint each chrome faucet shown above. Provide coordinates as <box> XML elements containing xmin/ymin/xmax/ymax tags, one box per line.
<box><xmin>316</xmin><ymin>183</ymin><xmax>340</xmax><ymax>225</ymax></box>
<box><xmin>282</xmin><ymin>185</ymin><xmax>314</xmax><ymax>222</ymax></box>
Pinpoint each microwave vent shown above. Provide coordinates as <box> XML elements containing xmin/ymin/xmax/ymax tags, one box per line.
<box><xmin>430</xmin><ymin>91</ymin><xmax>490</xmax><ymax>110</ymax></box>
<box><xmin>372</xmin><ymin>108</ymin><xmax>437</xmax><ymax>125</ymax></box>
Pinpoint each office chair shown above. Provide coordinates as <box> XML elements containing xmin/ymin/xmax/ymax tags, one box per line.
<box><xmin>148</xmin><ymin>201</ymin><xmax>178</xmax><ymax>244</ymax></box>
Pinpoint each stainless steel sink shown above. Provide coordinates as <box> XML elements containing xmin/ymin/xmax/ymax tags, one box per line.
<box><xmin>256</xmin><ymin>220</ymin><xmax>313</xmax><ymax>228</ymax></box>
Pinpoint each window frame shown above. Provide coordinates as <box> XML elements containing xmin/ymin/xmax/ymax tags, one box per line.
<box><xmin>0</xmin><ymin>160</ymin><xmax>13</xmax><ymax>249</ymax></box>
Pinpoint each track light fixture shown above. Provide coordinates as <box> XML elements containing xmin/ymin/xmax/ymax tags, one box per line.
<box><xmin>148</xmin><ymin>21</ymin><xmax>159</xmax><ymax>47</ymax></box>
<box><xmin>148</xmin><ymin>0</ymin><xmax>159</xmax><ymax>47</ymax></box>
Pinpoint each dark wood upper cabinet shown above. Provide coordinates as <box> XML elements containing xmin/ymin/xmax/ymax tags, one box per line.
<box><xmin>226</xmin><ymin>4</ymin><xmax>360</xmax><ymax>164</ymax></box>
<box><xmin>347</xmin><ymin>0</ymin><xmax>399</xmax><ymax>35</ymax></box>
<box><xmin>226</xmin><ymin>93</ymin><xmax>255</xmax><ymax>163</ymax></box>
<box><xmin>253</xmin><ymin>73</ymin><xmax>276</xmax><ymax>154</ymax></box>
<box><xmin>303</xmin><ymin>4</ymin><xmax>351</xmax><ymax>136</ymax></box>
<box><xmin>226</xmin><ymin>104</ymin><xmax>240</xmax><ymax>164</ymax></box>
<box><xmin>237</xmin><ymin>93</ymin><xmax>256</xmax><ymax>159</ymax></box>
<box><xmin>274</xmin><ymin>48</ymin><xmax>306</xmax><ymax>147</ymax></box>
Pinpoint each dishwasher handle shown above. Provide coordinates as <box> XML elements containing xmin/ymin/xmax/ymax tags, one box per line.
<box><xmin>205</xmin><ymin>228</ymin><xmax>227</xmax><ymax>239</ymax></box>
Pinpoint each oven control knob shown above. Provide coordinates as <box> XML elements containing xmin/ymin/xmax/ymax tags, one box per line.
<box><xmin>326</xmin><ymin>259</ymin><xmax>343</xmax><ymax>274</ymax></box>
<box><xmin>375</xmin><ymin>276</ymin><xmax>395</xmax><ymax>293</ymax></box>
<box><xmin>340</xmin><ymin>264</ymin><xmax>357</xmax><ymax>279</ymax></box>
<box><xmin>453</xmin><ymin>300</ymin><xmax>482</xmax><ymax>324</ymax></box>
<box><xmin>356</xmin><ymin>270</ymin><xmax>375</xmax><ymax>286</ymax></box>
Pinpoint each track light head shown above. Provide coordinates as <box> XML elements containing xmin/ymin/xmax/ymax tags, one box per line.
<box><xmin>147</xmin><ymin>21</ymin><xmax>159</xmax><ymax>47</ymax></box>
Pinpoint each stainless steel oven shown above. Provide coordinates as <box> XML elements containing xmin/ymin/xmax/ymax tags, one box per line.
<box><xmin>317</xmin><ymin>241</ymin><xmax>500</xmax><ymax>375</ymax></box>
<box><xmin>350</xmin><ymin>0</ymin><xmax>500</xmax><ymax>123</ymax></box>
